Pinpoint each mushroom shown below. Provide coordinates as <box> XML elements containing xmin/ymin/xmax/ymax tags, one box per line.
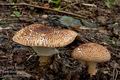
<box><xmin>13</xmin><ymin>24</ymin><xmax>77</xmax><ymax>66</ymax></box>
<box><xmin>71</xmin><ymin>43</ymin><xmax>111</xmax><ymax>76</ymax></box>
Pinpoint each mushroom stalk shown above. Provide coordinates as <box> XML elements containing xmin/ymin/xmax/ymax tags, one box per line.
<box><xmin>87</xmin><ymin>62</ymin><xmax>97</xmax><ymax>76</ymax></box>
<box><xmin>38</xmin><ymin>56</ymin><xmax>53</xmax><ymax>66</ymax></box>
<box><xmin>32</xmin><ymin>46</ymin><xmax>59</xmax><ymax>66</ymax></box>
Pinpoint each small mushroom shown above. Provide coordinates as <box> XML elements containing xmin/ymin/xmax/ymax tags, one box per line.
<box><xmin>13</xmin><ymin>24</ymin><xmax>77</xmax><ymax>66</ymax></box>
<box><xmin>72</xmin><ymin>43</ymin><xmax>111</xmax><ymax>76</ymax></box>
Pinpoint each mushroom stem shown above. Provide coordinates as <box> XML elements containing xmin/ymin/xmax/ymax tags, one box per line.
<box><xmin>38</xmin><ymin>56</ymin><xmax>53</xmax><ymax>66</ymax></box>
<box><xmin>32</xmin><ymin>46</ymin><xmax>59</xmax><ymax>66</ymax></box>
<box><xmin>32</xmin><ymin>47</ymin><xmax>59</xmax><ymax>56</ymax></box>
<box><xmin>87</xmin><ymin>62</ymin><xmax>97</xmax><ymax>76</ymax></box>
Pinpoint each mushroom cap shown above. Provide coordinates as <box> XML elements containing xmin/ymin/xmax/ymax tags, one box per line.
<box><xmin>13</xmin><ymin>24</ymin><xmax>77</xmax><ymax>47</ymax></box>
<box><xmin>72</xmin><ymin>43</ymin><xmax>111</xmax><ymax>62</ymax></box>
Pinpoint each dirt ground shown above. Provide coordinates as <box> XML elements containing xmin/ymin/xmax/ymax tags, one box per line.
<box><xmin>0</xmin><ymin>0</ymin><xmax>120</xmax><ymax>80</ymax></box>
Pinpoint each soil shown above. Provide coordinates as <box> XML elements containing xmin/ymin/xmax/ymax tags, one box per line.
<box><xmin>0</xmin><ymin>0</ymin><xmax>120</xmax><ymax>80</ymax></box>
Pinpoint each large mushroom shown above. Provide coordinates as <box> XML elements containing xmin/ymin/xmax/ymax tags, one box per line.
<box><xmin>72</xmin><ymin>43</ymin><xmax>111</xmax><ymax>76</ymax></box>
<box><xmin>13</xmin><ymin>24</ymin><xmax>77</xmax><ymax>66</ymax></box>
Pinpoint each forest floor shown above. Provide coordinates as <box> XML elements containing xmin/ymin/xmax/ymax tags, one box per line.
<box><xmin>0</xmin><ymin>0</ymin><xmax>120</xmax><ymax>80</ymax></box>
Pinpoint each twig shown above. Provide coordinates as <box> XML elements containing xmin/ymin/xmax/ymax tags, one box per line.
<box><xmin>82</xmin><ymin>3</ymin><xmax>97</xmax><ymax>7</ymax></box>
<box><xmin>17</xmin><ymin>71</ymin><xmax>32</xmax><ymax>78</ymax></box>
<box><xmin>0</xmin><ymin>17</ymin><xmax>36</xmax><ymax>23</ymax></box>
<box><xmin>0</xmin><ymin>3</ymin><xmax>87</xmax><ymax>19</ymax></box>
<box><xmin>0</xmin><ymin>3</ymin><xmax>26</xmax><ymax>6</ymax></box>
<box><xmin>26</xmin><ymin>53</ymin><xmax>36</xmax><ymax>61</ymax></box>
<box><xmin>0</xmin><ymin>27</ymin><xmax>12</xmax><ymax>30</ymax></box>
<box><xmin>112</xmin><ymin>63</ymin><xmax>119</xmax><ymax>80</ymax></box>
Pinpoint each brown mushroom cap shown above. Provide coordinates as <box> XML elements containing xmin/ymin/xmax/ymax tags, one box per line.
<box><xmin>72</xmin><ymin>43</ymin><xmax>111</xmax><ymax>62</ymax></box>
<box><xmin>13</xmin><ymin>24</ymin><xmax>77</xmax><ymax>47</ymax></box>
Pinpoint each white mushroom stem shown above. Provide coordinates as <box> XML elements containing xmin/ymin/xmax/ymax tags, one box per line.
<box><xmin>87</xmin><ymin>62</ymin><xmax>97</xmax><ymax>76</ymax></box>
<box><xmin>32</xmin><ymin>46</ymin><xmax>59</xmax><ymax>66</ymax></box>
<box><xmin>32</xmin><ymin>47</ymin><xmax>59</xmax><ymax>56</ymax></box>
